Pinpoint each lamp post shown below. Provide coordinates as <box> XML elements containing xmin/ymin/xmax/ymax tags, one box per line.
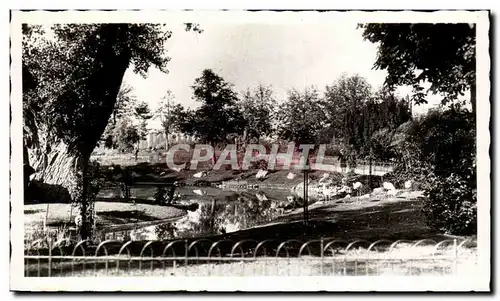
<box><xmin>303</xmin><ymin>168</ymin><xmax>309</xmax><ymax>225</ymax></box>
<box><xmin>302</xmin><ymin>158</ymin><xmax>311</xmax><ymax>226</ymax></box>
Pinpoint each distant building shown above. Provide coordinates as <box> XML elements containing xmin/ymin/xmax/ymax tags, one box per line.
<box><xmin>140</xmin><ymin>131</ymin><xmax>197</xmax><ymax>150</ymax></box>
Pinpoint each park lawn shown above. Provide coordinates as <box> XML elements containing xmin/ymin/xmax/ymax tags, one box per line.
<box><xmin>205</xmin><ymin>190</ymin><xmax>445</xmax><ymax>243</ymax></box>
<box><xmin>24</xmin><ymin>202</ymin><xmax>186</xmax><ymax>232</ymax></box>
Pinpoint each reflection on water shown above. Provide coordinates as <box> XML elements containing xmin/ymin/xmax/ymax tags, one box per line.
<box><xmin>103</xmin><ymin>190</ymin><xmax>300</xmax><ymax>241</ymax></box>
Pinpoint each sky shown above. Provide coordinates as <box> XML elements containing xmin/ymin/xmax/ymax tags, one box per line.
<box><xmin>122</xmin><ymin>22</ymin><xmax>445</xmax><ymax>130</ymax></box>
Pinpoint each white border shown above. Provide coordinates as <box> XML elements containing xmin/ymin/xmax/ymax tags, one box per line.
<box><xmin>4</xmin><ymin>0</ymin><xmax>498</xmax><ymax>10</ymax></box>
<box><xmin>9</xmin><ymin>10</ymin><xmax>491</xmax><ymax>292</ymax></box>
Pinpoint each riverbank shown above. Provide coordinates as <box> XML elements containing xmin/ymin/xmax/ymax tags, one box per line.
<box><xmin>99</xmin><ymin>162</ymin><xmax>387</xmax><ymax>193</ymax></box>
<box><xmin>100</xmin><ymin>163</ymin><xmax>312</xmax><ymax>187</ymax></box>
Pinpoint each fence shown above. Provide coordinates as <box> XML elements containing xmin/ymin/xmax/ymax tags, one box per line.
<box><xmin>24</xmin><ymin>237</ymin><xmax>477</xmax><ymax>277</ymax></box>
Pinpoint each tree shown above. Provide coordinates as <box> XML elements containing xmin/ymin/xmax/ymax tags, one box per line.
<box><xmin>275</xmin><ymin>86</ymin><xmax>326</xmax><ymax>145</ymax></box>
<box><xmin>420</xmin><ymin>108</ymin><xmax>476</xmax><ymax>234</ymax></box>
<box><xmin>133</xmin><ymin>101</ymin><xmax>153</xmax><ymax>142</ymax></box>
<box><xmin>361</xmin><ymin>88</ymin><xmax>412</xmax><ymax>158</ymax></box>
<box><xmin>321</xmin><ymin>74</ymin><xmax>373</xmax><ymax>161</ymax></box>
<box><xmin>112</xmin><ymin>118</ymin><xmax>141</xmax><ymax>152</ymax></box>
<box><xmin>173</xmin><ymin>107</ymin><xmax>198</xmax><ymax>139</ymax></box>
<box><xmin>101</xmin><ymin>83</ymin><xmax>137</xmax><ymax>148</ymax></box>
<box><xmin>114</xmin><ymin>83</ymin><xmax>137</xmax><ymax>124</ymax></box>
<box><xmin>369</xmin><ymin>128</ymin><xmax>395</xmax><ymax>161</ymax></box>
<box><xmin>187</xmin><ymin>69</ymin><xmax>246</xmax><ymax>159</ymax></box>
<box><xmin>411</xmin><ymin>108</ymin><xmax>475</xmax><ymax>178</ymax></box>
<box><xmin>321</xmin><ymin>75</ymin><xmax>411</xmax><ymax>160</ymax></box>
<box><xmin>323</xmin><ymin>74</ymin><xmax>373</xmax><ymax>143</ymax></box>
<box><xmin>23</xmin><ymin>23</ymin><xmax>199</xmax><ymax>239</ymax></box>
<box><xmin>155</xmin><ymin>91</ymin><xmax>186</xmax><ymax>149</ymax></box>
<box><xmin>239</xmin><ymin>85</ymin><xmax>275</xmax><ymax>143</ymax></box>
<box><xmin>359</xmin><ymin>23</ymin><xmax>476</xmax><ymax>114</ymax></box>
<box><xmin>387</xmin><ymin>107</ymin><xmax>476</xmax><ymax>234</ymax></box>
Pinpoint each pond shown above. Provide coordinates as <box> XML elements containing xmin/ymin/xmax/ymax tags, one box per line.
<box><xmin>99</xmin><ymin>186</ymin><xmax>315</xmax><ymax>241</ymax></box>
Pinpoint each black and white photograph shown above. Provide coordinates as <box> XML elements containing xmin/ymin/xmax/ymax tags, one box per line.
<box><xmin>9</xmin><ymin>9</ymin><xmax>490</xmax><ymax>291</ymax></box>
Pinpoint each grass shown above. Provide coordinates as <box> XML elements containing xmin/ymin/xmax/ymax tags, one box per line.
<box><xmin>190</xmin><ymin>190</ymin><xmax>442</xmax><ymax>243</ymax></box>
<box><xmin>24</xmin><ymin>202</ymin><xmax>186</xmax><ymax>234</ymax></box>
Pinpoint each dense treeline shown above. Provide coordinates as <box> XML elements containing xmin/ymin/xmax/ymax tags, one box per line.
<box><xmin>148</xmin><ymin>71</ymin><xmax>412</xmax><ymax>163</ymax></box>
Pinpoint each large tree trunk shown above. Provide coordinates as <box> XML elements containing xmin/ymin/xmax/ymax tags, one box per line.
<box><xmin>26</xmin><ymin>141</ymin><xmax>79</xmax><ymax>204</ymax></box>
<box><xmin>24</xmin><ymin>24</ymin><xmax>132</xmax><ymax>240</ymax></box>
<box><xmin>165</xmin><ymin>132</ymin><xmax>169</xmax><ymax>150</ymax></box>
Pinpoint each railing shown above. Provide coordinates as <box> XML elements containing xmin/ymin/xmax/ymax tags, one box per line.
<box><xmin>221</xmin><ymin>181</ymin><xmax>292</xmax><ymax>191</ymax></box>
<box><xmin>24</xmin><ymin>237</ymin><xmax>477</xmax><ymax>277</ymax></box>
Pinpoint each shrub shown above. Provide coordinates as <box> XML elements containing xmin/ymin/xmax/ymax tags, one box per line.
<box><xmin>250</xmin><ymin>159</ymin><xmax>268</xmax><ymax>170</ymax></box>
<box><xmin>387</xmin><ymin>107</ymin><xmax>476</xmax><ymax>235</ymax></box>
<box><xmin>153</xmin><ymin>186</ymin><xmax>167</xmax><ymax>205</ymax></box>
<box><xmin>415</xmin><ymin>108</ymin><xmax>476</xmax><ymax>235</ymax></box>
<box><xmin>384</xmin><ymin>163</ymin><xmax>431</xmax><ymax>190</ymax></box>
<box><xmin>304</xmin><ymin>173</ymin><xmax>317</xmax><ymax>182</ymax></box>
<box><xmin>25</xmin><ymin>225</ymin><xmax>74</xmax><ymax>249</ymax></box>
<box><xmin>422</xmin><ymin>171</ymin><xmax>477</xmax><ymax>235</ymax></box>
<box><xmin>323</xmin><ymin>143</ymin><xmax>343</xmax><ymax>157</ymax></box>
<box><xmin>154</xmin><ymin>223</ymin><xmax>176</xmax><ymax>240</ymax></box>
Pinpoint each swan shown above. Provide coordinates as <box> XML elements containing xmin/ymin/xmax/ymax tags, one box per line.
<box><xmin>404</xmin><ymin>180</ymin><xmax>412</xmax><ymax>189</ymax></box>
<box><xmin>353</xmin><ymin>182</ymin><xmax>363</xmax><ymax>190</ymax></box>
<box><xmin>193</xmin><ymin>189</ymin><xmax>206</xmax><ymax>196</ymax></box>
<box><xmin>383</xmin><ymin>182</ymin><xmax>396</xmax><ymax>191</ymax></box>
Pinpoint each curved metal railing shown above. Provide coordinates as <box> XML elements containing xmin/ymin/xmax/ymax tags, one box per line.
<box><xmin>24</xmin><ymin>237</ymin><xmax>477</xmax><ymax>277</ymax></box>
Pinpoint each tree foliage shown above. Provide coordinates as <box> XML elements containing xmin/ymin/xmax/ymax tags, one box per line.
<box><xmin>23</xmin><ymin>23</ymin><xmax>172</xmax><ymax>160</ymax></box>
<box><xmin>360</xmin><ymin>23</ymin><xmax>476</xmax><ymax>112</ymax></box>
<box><xmin>385</xmin><ymin>107</ymin><xmax>476</xmax><ymax>234</ymax></box>
<box><xmin>239</xmin><ymin>84</ymin><xmax>275</xmax><ymax>142</ymax></box>
<box><xmin>322</xmin><ymin>74</ymin><xmax>412</xmax><ymax>159</ymax></box>
<box><xmin>184</xmin><ymin>69</ymin><xmax>246</xmax><ymax>145</ymax></box>
<box><xmin>133</xmin><ymin>101</ymin><xmax>153</xmax><ymax>141</ymax></box>
<box><xmin>323</xmin><ymin>74</ymin><xmax>373</xmax><ymax>141</ymax></box>
<box><xmin>22</xmin><ymin>23</ymin><xmax>202</xmax><ymax>239</ymax></box>
<box><xmin>112</xmin><ymin>118</ymin><xmax>141</xmax><ymax>152</ymax></box>
<box><xmin>275</xmin><ymin>86</ymin><xmax>327</xmax><ymax>145</ymax></box>
<box><xmin>114</xmin><ymin>83</ymin><xmax>137</xmax><ymax>122</ymax></box>
<box><xmin>101</xmin><ymin>83</ymin><xmax>137</xmax><ymax>148</ymax></box>
<box><xmin>155</xmin><ymin>90</ymin><xmax>187</xmax><ymax>147</ymax></box>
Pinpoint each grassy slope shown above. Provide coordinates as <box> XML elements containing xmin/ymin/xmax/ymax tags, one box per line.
<box><xmin>24</xmin><ymin>202</ymin><xmax>186</xmax><ymax>230</ymax></box>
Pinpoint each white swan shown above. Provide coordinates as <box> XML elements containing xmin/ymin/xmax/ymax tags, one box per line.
<box><xmin>404</xmin><ymin>180</ymin><xmax>412</xmax><ymax>189</ymax></box>
<box><xmin>353</xmin><ymin>182</ymin><xmax>363</xmax><ymax>190</ymax></box>
<box><xmin>383</xmin><ymin>182</ymin><xmax>396</xmax><ymax>191</ymax></box>
<box><xmin>193</xmin><ymin>189</ymin><xmax>206</xmax><ymax>196</ymax></box>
